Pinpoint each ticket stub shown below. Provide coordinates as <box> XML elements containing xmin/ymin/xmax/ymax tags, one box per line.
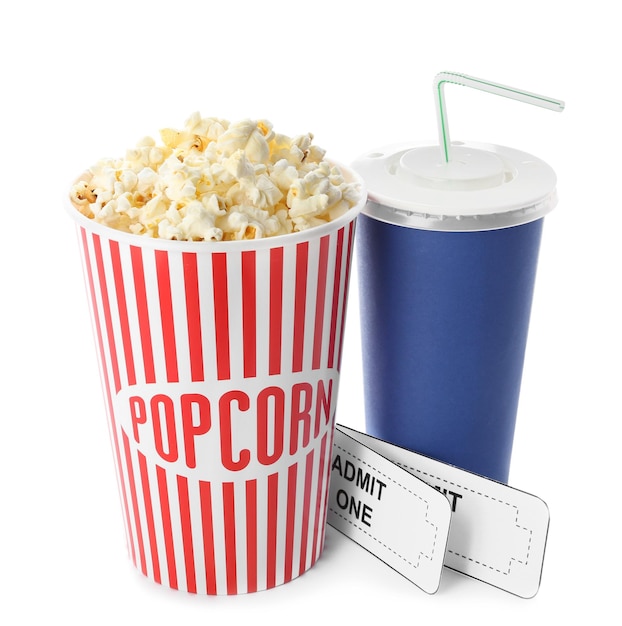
<box><xmin>328</xmin><ymin>425</ymin><xmax>550</xmax><ymax>598</ymax></box>
<box><xmin>328</xmin><ymin>427</ymin><xmax>451</xmax><ymax>594</ymax></box>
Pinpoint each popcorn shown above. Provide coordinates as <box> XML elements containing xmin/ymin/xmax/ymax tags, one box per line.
<box><xmin>70</xmin><ymin>114</ymin><xmax>360</xmax><ymax>241</ymax></box>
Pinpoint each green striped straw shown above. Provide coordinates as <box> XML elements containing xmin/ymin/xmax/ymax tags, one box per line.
<box><xmin>434</xmin><ymin>72</ymin><xmax>565</xmax><ymax>163</ymax></box>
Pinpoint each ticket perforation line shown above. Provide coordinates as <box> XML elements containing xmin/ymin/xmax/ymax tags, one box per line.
<box><xmin>335</xmin><ymin>444</ymin><xmax>438</xmax><ymax>528</ymax></box>
<box><xmin>327</xmin><ymin>509</ymin><xmax>423</xmax><ymax>569</ymax></box>
<box><xmin>330</xmin><ymin>444</ymin><xmax>441</xmax><ymax>568</ymax></box>
<box><xmin>328</xmin><ymin>430</ymin><xmax>452</xmax><ymax>594</ymax></box>
<box><xmin>395</xmin><ymin>460</ymin><xmax>535</xmax><ymax>574</ymax></box>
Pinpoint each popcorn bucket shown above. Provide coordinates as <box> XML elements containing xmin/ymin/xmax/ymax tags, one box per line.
<box><xmin>67</xmin><ymin>166</ymin><xmax>365</xmax><ymax>594</ymax></box>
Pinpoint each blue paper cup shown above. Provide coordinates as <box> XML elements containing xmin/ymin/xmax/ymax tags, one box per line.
<box><xmin>352</xmin><ymin>142</ymin><xmax>558</xmax><ymax>483</ymax></box>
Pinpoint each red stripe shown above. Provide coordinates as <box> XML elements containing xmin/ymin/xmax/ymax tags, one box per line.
<box><xmin>298</xmin><ymin>449</ymin><xmax>315</xmax><ymax>576</ymax></box>
<box><xmin>199</xmin><ymin>481</ymin><xmax>217</xmax><ymax>595</ymax></box>
<box><xmin>122</xmin><ymin>429</ymin><xmax>147</xmax><ymax>575</ymax></box>
<box><xmin>312</xmin><ymin>235</ymin><xmax>330</xmax><ymax>370</ymax></box>
<box><xmin>292</xmin><ymin>242</ymin><xmax>309</xmax><ymax>373</ymax></box>
<box><xmin>327</xmin><ymin>228</ymin><xmax>345</xmax><ymax>369</ymax></box>
<box><xmin>110</xmin><ymin>240</ymin><xmax>136</xmax><ymax>386</ymax></box>
<box><xmin>319</xmin><ymin>423</ymin><xmax>337</xmax><ymax>555</ymax></box>
<box><xmin>177</xmin><ymin>475</ymin><xmax>197</xmax><ymax>593</ymax></box>
<box><xmin>245</xmin><ymin>480</ymin><xmax>258</xmax><ymax>593</ymax></box>
<box><xmin>182</xmin><ymin>252</ymin><xmax>204</xmax><ymax>382</ymax></box>
<box><xmin>242</xmin><ymin>251</ymin><xmax>257</xmax><ymax>379</ymax></box>
<box><xmin>269</xmin><ymin>247</ymin><xmax>284</xmax><ymax>375</ymax></box>
<box><xmin>283</xmin><ymin>462</ymin><xmax>298</xmax><ymax>583</ymax></box>
<box><xmin>137</xmin><ymin>451</ymin><xmax>161</xmax><ymax>584</ymax></box>
<box><xmin>156</xmin><ymin>465</ymin><xmax>178</xmax><ymax>589</ymax></box>
<box><xmin>266</xmin><ymin>472</ymin><xmax>279</xmax><ymax>589</ymax></box>
<box><xmin>212</xmin><ymin>253</ymin><xmax>231</xmax><ymax>380</ymax></box>
<box><xmin>81</xmin><ymin>228</ymin><xmax>135</xmax><ymax>565</ymax></box>
<box><xmin>155</xmin><ymin>250</ymin><xmax>179</xmax><ymax>383</ymax></box>
<box><xmin>92</xmin><ymin>234</ymin><xmax>122</xmax><ymax>393</ymax></box>
<box><xmin>222</xmin><ymin>482</ymin><xmax>238</xmax><ymax>595</ymax></box>
<box><xmin>337</xmin><ymin>222</ymin><xmax>355</xmax><ymax>371</ymax></box>
<box><xmin>311</xmin><ymin>432</ymin><xmax>329</xmax><ymax>566</ymax></box>
<box><xmin>130</xmin><ymin>246</ymin><xmax>156</xmax><ymax>384</ymax></box>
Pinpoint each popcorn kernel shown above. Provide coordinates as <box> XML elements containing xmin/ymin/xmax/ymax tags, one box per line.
<box><xmin>70</xmin><ymin>114</ymin><xmax>360</xmax><ymax>241</ymax></box>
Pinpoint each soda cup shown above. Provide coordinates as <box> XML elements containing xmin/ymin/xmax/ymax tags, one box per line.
<box><xmin>352</xmin><ymin>73</ymin><xmax>564</xmax><ymax>483</ymax></box>
<box><xmin>66</xmin><ymin>162</ymin><xmax>365</xmax><ymax>594</ymax></box>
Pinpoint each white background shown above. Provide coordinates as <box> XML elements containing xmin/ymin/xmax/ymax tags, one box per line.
<box><xmin>1</xmin><ymin>1</ymin><xmax>619</xmax><ymax>623</ymax></box>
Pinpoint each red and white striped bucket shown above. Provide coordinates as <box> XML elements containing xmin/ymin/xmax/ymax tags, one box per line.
<box><xmin>66</xmin><ymin>165</ymin><xmax>365</xmax><ymax>594</ymax></box>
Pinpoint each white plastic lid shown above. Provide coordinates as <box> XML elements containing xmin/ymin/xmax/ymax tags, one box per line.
<box><xmin>352</xmin><ymin>140</ymin><xmax>558</xmax><ymax>232</ymax></box>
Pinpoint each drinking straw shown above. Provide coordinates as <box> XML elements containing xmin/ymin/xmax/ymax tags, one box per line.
<box><xmin>434</xmin><ymin>72</ymin><xmax>565</xmax><ymax>163</ymax></box>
